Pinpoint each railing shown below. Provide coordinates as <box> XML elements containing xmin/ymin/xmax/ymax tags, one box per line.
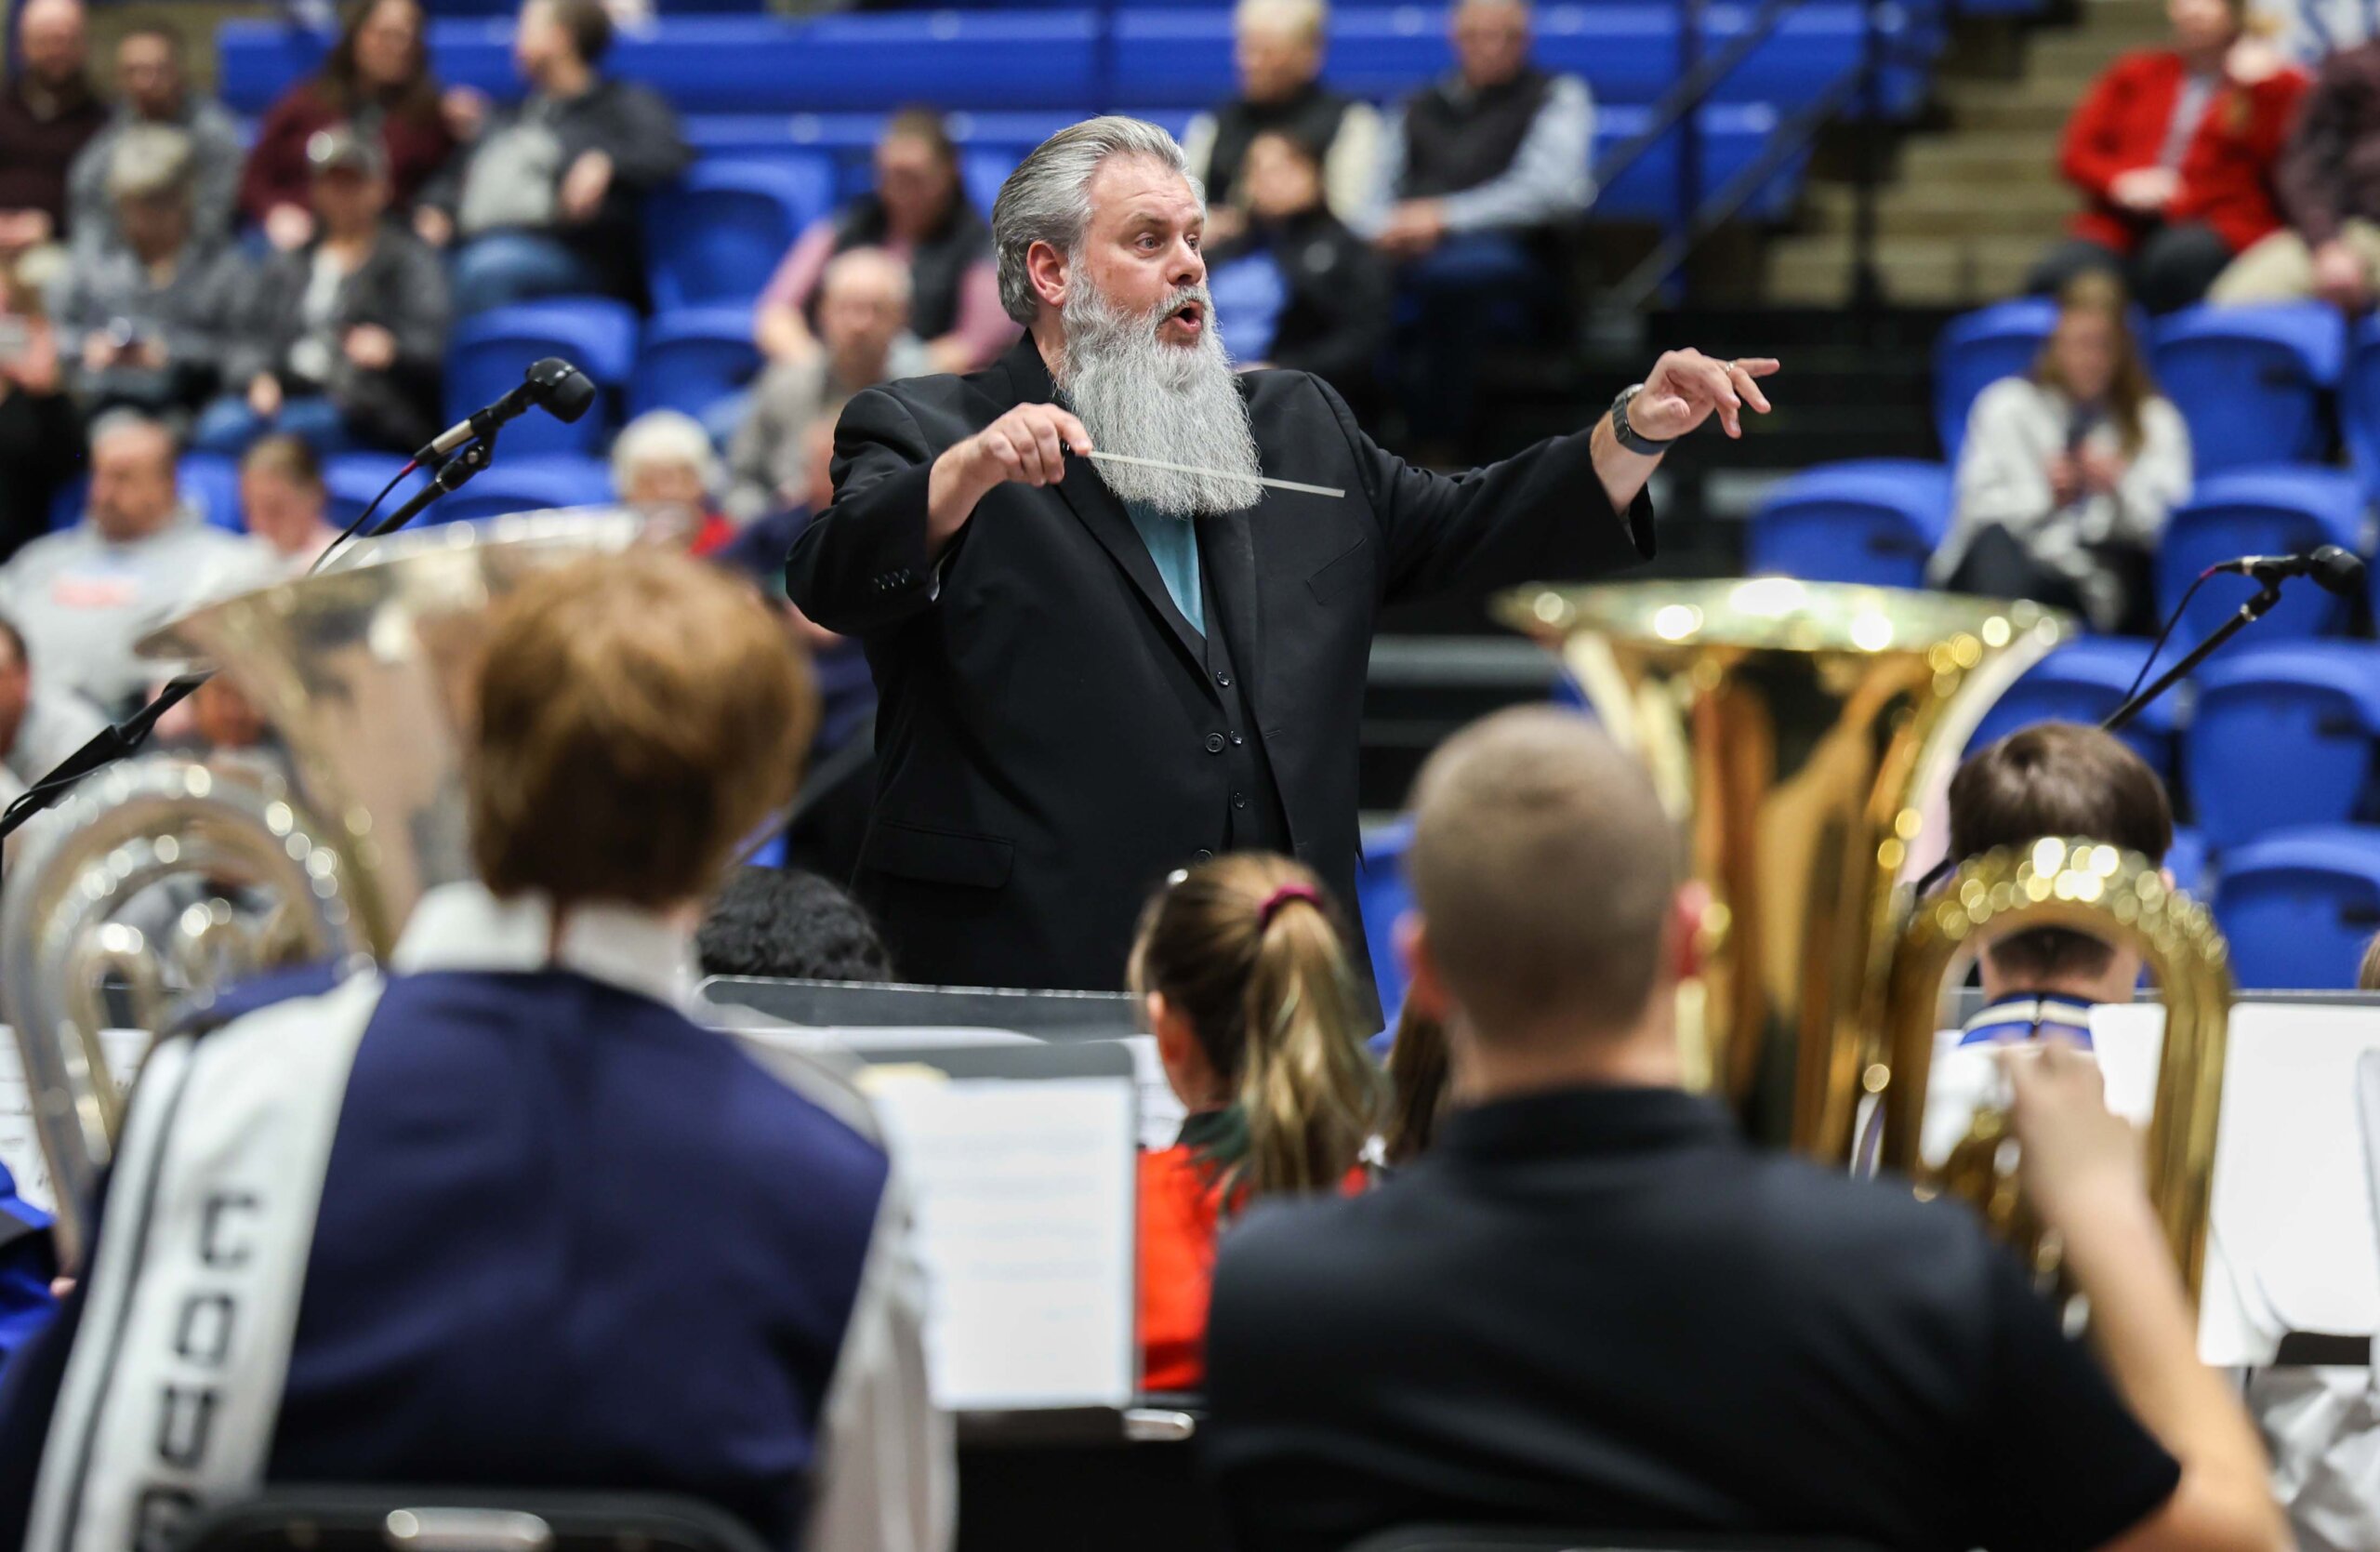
<box><xmin>1591</xmin><ymin>0</ymin><xmax>1925</xmax><ymax>309</ymax></box>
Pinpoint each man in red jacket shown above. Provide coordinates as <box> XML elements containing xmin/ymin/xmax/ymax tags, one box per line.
<box><xmin>2029</xmin><ymin>0</ymin><xmax>2307</xmax><ymax>314</ymax></box>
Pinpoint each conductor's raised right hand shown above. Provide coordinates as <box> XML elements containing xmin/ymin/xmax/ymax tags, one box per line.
<box><xmin>966</xmin><ymin>404</ymin><xmax>1093</xmax><ymax>490</ymax></box>
<box><xmin>927</xmin><ymin>403</ymin><xmax>1095</xmax><ymax>551</ymax></box>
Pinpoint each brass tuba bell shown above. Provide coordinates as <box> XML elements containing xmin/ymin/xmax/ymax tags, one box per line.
<box><xmin>3</xmin><ymin>510</ymin><xmax>662</xmax><ymax>1261</ymax></box>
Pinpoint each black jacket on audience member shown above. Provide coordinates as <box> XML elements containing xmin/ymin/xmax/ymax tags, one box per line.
<box><xmin>786</xmin><ymin>333</ymin><xmax>1651</xmax><ymax>1000</ymax></box>
<box><xmin>1400</xmin><ymin>65</ymin><xmax>1555</xmax><ymax>198</ymax></box>
<box><xmin>1204</xmin><ymin>82</ymin><xmax>1364</xmax><ymax>210</ymax></box>
<box><xmin>1203</xmin><ymin>1085</ymin><xmax>2183</xmax><ymax>1552</ymax></box>
<box><xmin>226</xmin><ymin>221</ymin><xmax>452</xmax><ymax>452</ymax></box>
<box><xmin>1210</xmin><ymin>206</ymin><xmax>1392</xmax><ymax>413</ymax></box>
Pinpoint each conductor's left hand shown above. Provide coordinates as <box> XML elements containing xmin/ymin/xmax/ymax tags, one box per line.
<box><xmin>1629</xmin><ymin>350</ymin><xmax>1780</xmax><ymax>442</ymax></box>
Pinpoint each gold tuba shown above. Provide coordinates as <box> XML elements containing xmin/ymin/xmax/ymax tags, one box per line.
<box><xmin>1877</xmin><ymin>837</ymin><xmax>2232</xmax><ymax>1298</ymax></box>
<box><xmin>4</xmin><ymin>510</ymin><xmax>661</xmax><ymax>1262</ymax></box>
<box><xmin>1497</xmin><ymin>578</ymin><xmax>2069</xmax><ymax>1154</ymax></box>
<box><xmin>1500</xmin><ymin>577</ymin><xmax>2231</xmax><ymax>1297</ymax></box>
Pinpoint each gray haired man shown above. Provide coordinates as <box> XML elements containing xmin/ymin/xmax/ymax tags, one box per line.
<box><xmin>786</xmin><ymin>114</ymin><xmax>1779</xmax><ymax>1002</ymax></box>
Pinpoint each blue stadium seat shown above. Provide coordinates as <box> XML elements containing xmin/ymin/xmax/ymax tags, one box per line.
<box><xmin>2167</xmin><ymin>824</ymin><xmax>2208</xmax><ymax>898</ymax></box>
<box><xmin>1744</xmin><ymin>458</ymin><xmax>1951</xmax><ymax>589</ymax></box>
<box><xmin>1207</xmin><ymin>252</ymin><xmax>1288</xmax><ymax>364</ymax></box>
<box><xmin>1933</xmin><ymin>298</ymin><xmax>2056</xmax><ymax>462</ymax></box>
<box><xmin>1355</xmin><ymin>816</ymin><xmax>1413</xmax><ymax>1028</ymax></box>
<box><xmin>2214</xmin><ymin>825</ymin><xmax>2380</xmax><ymax>988</ymax></box>
<box><xmin>681</xmin><ymin>110</ymin><xmax>1088</xmax><ymax>164</ymax></box>
<box><xmin>2335</xmin><ymin>313</ymin><xmax>2380</xmax><ymax>499</ymax></box>
<box><xmin>631</xmin><ymin>309</ymin><xmax>762</xmax><ymax>422</ymax></box>
<box><xmin>2186</xmin><ymin>643</ymin><xmax>2380</xmax><ymax>853</ymax></box>
<box><xmin>179</xmin><ymin>455</ymin><xmax>244</xmax><ymax>534</ymax></box>
<box><xmin>1964</xmin><ymin>637</ymin><xmax>2176</xmax><ymax>776</ymax></box>
<box><xmin>2150</xmin><ymin>303</ymin><xmax>2346</xmax><ymax>475</ymax></box>
<box><xmin>323</xmin><ymin>454</ymin><xmax>430</xmax><ymax>530</ymax></box>
<box><xmin>645</xmin><ymin>159</ymin><xmax>835</xmax><ymax>312</ymax></box>
<box><xmin>2155</xmin><ymin>467</ymin><xmax>2366</xmax><ymax>646</ymax></box>
<box><xmin>427</xmin><ymin>456</ymin><xmax>617</xmax><ymax>526</ymax></box>
<box><xmin>445</xmin><ymin>298</ymin><xmax>640</xmax><ymax>458</ymax></box>
<box><xmin>1597</xmin><ymin>104</ymin><xmax>1807</xmax><ymax>224</ymax></box>
<box><xmin>962</xmin><ymin>149</ymin><xmax>1016</xmax><ymax>217</ymax></box>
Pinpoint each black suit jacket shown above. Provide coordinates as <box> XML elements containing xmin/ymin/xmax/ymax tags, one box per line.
<box><xmin>785</xmin><ymin>334</ymin><xmax>1653</xmax><ymax>997</ymax></box>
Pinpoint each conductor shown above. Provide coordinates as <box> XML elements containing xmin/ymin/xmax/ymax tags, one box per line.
<box><xmin>787</xmin><ymin>115</ymin><xmax>1777</xmax><ymax>999</ymax></box>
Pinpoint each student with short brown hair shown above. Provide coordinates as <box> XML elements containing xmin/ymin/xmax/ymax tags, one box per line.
<box><xmin>0</xmin><ymin>551</ymin><xmax>950</xmax><ymax>1552</ymax></box>
<box><xmin>1129</xmin><ymin>852</ymin><xmax>1379</xmax><ymax>1391</ymax></box>
<box><xmin>1204</xmin><ymin>706</ymin><xmax>2283</xmax><ymax>1552</ymax></box>
<box><xmin>1946</xmin><ymin>720</ymin><xmax>2175</xmax><ymax>1040</ymax></box>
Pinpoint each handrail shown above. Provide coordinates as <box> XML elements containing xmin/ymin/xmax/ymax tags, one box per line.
<box><xmin>1588</xmin><ymin>0</ymin><xmax>1809</xmax><ymax>193</ymax></box>
<box><xmin>1612</xmin><ymin>63</ymin><xmax>1864</xmax><ymax>308</ymax></box>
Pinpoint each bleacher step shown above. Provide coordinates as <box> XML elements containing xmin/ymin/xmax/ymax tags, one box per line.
<box><xmin>1765</xmin><ymin>234</ymin><xmax>2043</xmax><ymax>306</ymax></box>
<box><xmin>1799</xmin><ymin>180</ymin><xmax>2075</xmax><ymax>239</ymax></box>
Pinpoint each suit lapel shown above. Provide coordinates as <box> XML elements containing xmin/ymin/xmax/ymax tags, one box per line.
<box><xmin>1004</xmin><ymin>335</ymin><xmax>1214</xmax><ymax>676</ymax></box>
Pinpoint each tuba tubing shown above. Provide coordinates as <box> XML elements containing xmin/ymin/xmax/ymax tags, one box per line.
<box><xmin>1875</xmin><ymin>836</ymin><xmax>2233</xmax><ymax>1300</ymax></box>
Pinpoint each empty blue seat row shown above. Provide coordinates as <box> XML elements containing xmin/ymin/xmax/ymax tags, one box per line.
<box><xmin>324</xmin><ymin>452</ymin><xmax>613</xmax><ymax>528</ymax></box>
<box><xmin>2216</xmin><ymin>824</ymin><xmax>2380</xmax><ymax>988</ymax></box>
<box><xmin>218</xmin><ymin>7</ymin><xmax>1924</xmax><ymax>116</ymax></box>
<box><xmin>450</xmin><ymin>298</ymin><xmax>763</xmax><ymax>455</ymax></box>
<box><xmin>1935</xmin><ymin>300</ymin><xmax>2350</xmax><ymax>477</ymax></box>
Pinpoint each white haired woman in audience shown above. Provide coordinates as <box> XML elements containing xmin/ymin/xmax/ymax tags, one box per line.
<box><xmin>611</xmin><ymin>407</ymin><xmax>732</xmax><ymax>554</ymax></box>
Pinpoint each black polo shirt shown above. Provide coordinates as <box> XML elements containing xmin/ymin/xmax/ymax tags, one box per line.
<box><xmin>1202</xmin><ymin>1086</ymin><xmax>2181</xmax><ymax>1552</ymax></box>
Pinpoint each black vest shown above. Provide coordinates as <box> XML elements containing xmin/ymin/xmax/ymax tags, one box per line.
<box><xmin>1399</xmin><ymin>67</ymin><xmax>1554</xmax><ymax>200</ymax></box>
<box><xmin>1206</xmin><ymin>84</ymin><xmax>1356</xmax><ymax>208</ymax></box>
<box><xmin>825</xmin><ymin>192</ymin><xmax>991</xmax><ymax>341</ymax></box>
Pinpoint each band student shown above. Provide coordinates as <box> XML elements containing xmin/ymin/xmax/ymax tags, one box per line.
<box><xmin>787</xmin><ymin>114</ymin><xmax>1779</xmax><ymax>1003</ymax></box>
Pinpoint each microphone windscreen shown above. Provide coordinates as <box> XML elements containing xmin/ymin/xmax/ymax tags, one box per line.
<box><xmin>524</xmin><ymin>356</ymin><xmax>597</xmax><ymax>424</ymax></box>
<box><xmin>2313</xmin><ymin>544</ymin><xmax>2368</xmax><ymax>598</ymax></box>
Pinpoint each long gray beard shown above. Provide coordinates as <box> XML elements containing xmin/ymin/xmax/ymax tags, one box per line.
<box><xmin>1056</xmin><ymin>280</ymin><xmax>1263</xmax><ymax>517</ymax></box>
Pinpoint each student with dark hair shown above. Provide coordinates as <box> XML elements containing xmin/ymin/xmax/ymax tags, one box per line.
<box><xmin>1946</xmin><ymin>720</ymin><xmax>2175</xmax><ymax>1030</ymax></box>
<box><xmin>1204</xmin><ymin>706</ymin><xmax>2283</xmax><ymax>1552</ymax></box>
<box><xmin>420</xmin><ymin>0</ymin><xmax>687</xmax><ymax>313</ymax></box>
<box><xmin>1381</xmin><ymin>1000</ymin><xmax>1450</xmax><ymax>1166</ymax></box>
<box><xmin>698</xmin><ymin>867</ymin><xmax>897</xmax><ymax>984</ymax></box>
<box><xmin>1128</xmin><ymin>853</ymin><xmax>1379</xmax><ymax>1391</ymax></box>
<box><xmin>237</xmin><ymin>0</ymin><xmax>456</xmax><ymax>252</ymax></box>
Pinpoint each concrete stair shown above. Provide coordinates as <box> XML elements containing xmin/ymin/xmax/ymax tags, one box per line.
<box><xmin>1762</xmin><ymin>0</ymin><xmax>2175</xmax><ymax>306</ymax></box>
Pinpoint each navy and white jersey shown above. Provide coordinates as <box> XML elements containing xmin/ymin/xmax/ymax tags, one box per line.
<box><xmin>0</xmin><ymin>882</ymin><xmax>952</xmax><ymax>1552</ymax></box>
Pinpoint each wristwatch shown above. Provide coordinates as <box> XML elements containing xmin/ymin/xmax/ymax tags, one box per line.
<box><xmin>1609</xmin><ymin>383</ymin><xmax>1673</xmax><ymax>457</ymax></box>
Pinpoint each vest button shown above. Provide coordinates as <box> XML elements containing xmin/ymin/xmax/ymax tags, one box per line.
<box><xmin>1194</xmin><ymin>848</ymin><xmax>1214</xmax><ymax>862</ymax></box>
<box><xmin>1204</xmin><ymin>733</ymin><xmax>1226</xmax><ymax>754</ymax></box>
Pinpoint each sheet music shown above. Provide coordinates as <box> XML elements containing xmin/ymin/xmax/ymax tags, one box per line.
<box><xmin>0</xmin><ymin>1026</ymin><xmax>151</xmax><ymax>1214</ymax></box>
<box><xmin>866</xmin><ymin>1074</ymin><xmax>1139</xmax><ymax>1412</ymax></box>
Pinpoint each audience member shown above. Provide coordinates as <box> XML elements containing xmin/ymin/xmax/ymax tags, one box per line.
<box><xmin>697</xmin><ymin>866</ymin><xmax>897</xmax><ymax>982</ymax></box>
<box><xmin>753</xmin><ymin>111</ymin><xmax>1010</xmax><ymax>378</ymax></box>
<box><xmin>0</xmin><ymin>613</ymin><xmax>103</xmax><ymax>807</ymax></box>
<box><xmin>1206</xmin><ymin>129</ymin><xmax>1390</xmax><ymax>414</ymax></box>
<box><xmin>0</xmin><ymin>245</ymin><xmax>78</xmax><ymax>564</ymax></box>
<box><xmin>53</xmin><ymin>126</ymin><xmax>251</xmax><ymax>421</ymax></box>
<box><xmin>0</xmin><ymin>550</ymin><xmax>950</xmax><ymax>1552</ymax></box>
<box><xmin>2030</xmin><ymin>0</ymin><xmax>2307</xmax><ymax>315</ymax></box>
<box><xmin>1933</xmin><ymin>272</ymin><xmax>2188</xmax><ymax>633</ymax></box>
<box><xmin>2211</xmin><ymin>35</ymin><xmax>2380</xmax><ymax>308</ymax></box>
<box><xmin>1130</xmin><ymin>853</ymin><xmax>1378</xmax><ymax>1393</ymax></box>
<box><xmin>201</xmin><ymin>128</ymin><xmax>449</xmax><ymax>456</ymax></box>
<box><xmin>0</xmin><ymin>0</ymin><xmax>105</xmax><ymax>255</ymax></box>
<box><xmin>64</xmin><ymin>22</ymin><xmax>243</xmax><ymax>257</ymax></box>
<box><xmin>1382</xmin><ymin>999</ymin><xmax>1451</xmax><ymax>1166</ymax></box>
<box><xmin>239</xmin><ymin>433</ymin><xmax>341</xmax><ymax>571</ymax></box>
<box><xmin>0</xmin><ymin>413</ymin><xmax>271</xmax><ymax>710</ymax></box>
<box><xmin>1372</xmin><ymin>0</ymin><xmax>1593</xmax><ymax>453</ymax></box>
<box><xmin>238</xmin><ymin>0</ymin><xmax>457</xmax><ymax>253</ymax></box>
<box><xmin>718</xmin><ymin>419</ymin><xmax>878</xmax><ymax>883</ymax></box>
<box><xmin>731</xmin><ymin>246</ymin><xmax>927</xmax><ymax>524</ymax></box>
<box><xmin>612</xmin><ymin>409</ymin><xmax>733</xmax><ymax>553</ymax></box>
<box><xmin>1204</xmin><ymin>706</ymin><xmax>2286</xmax><ymax>1552</ymax></box>
<box><xmin>1180</xmin><ymin>0</ymin><xmax>1381</xmax><ymax>243</ymax></box>
<box><xmin>422</xmin><ymin>0</ymin><xmax>688</xmax><ymax>313</ymax></box>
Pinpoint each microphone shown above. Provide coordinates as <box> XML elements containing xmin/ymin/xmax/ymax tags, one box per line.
<box><xmin>2209</xmin><ymin>545</ymin><xmax>2368</xmax><ymax>598</ymax></box>
<box><xmin>414</xmin><ymin>357</ymin><xmax>595</xmax><ymax>462</ymax></box>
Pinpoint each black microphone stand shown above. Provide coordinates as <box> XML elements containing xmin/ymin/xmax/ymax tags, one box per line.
<box><xmin>2102</xmin><ymin>578</ymin><xmax>2285</xmax><ymax>733</ymax></box>
<box><xmin>0</xmin><ymin>432</ymin><xmax>500</xmax><ymax>846</ymax></box>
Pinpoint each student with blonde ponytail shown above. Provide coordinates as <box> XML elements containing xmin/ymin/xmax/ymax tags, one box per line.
<box><xmin>1129</xmin><ymin>852</ymin><xmax>1381</xmax><ymax>1391</ymax></box>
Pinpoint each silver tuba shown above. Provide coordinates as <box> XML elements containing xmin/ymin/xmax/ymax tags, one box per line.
<box><xmin>4</xmin><ymin>509</ymin><xmax>665</xmax><ymax>1261</ymax></box>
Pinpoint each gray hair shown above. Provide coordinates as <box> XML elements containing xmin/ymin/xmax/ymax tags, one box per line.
<box><xmin>107</xmin><ymin>123</ymin><xmax>192</xmax><ymax>202</ymax></box>
<box><xmin>991</xmin><ymin>115</ymin><xmax>1201</xmax><ymax>325</ymax></box>
<box><xmin>611</xmin><ymin>409</ymin><xmax>719</xmax><ymax>496</ymax></box>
